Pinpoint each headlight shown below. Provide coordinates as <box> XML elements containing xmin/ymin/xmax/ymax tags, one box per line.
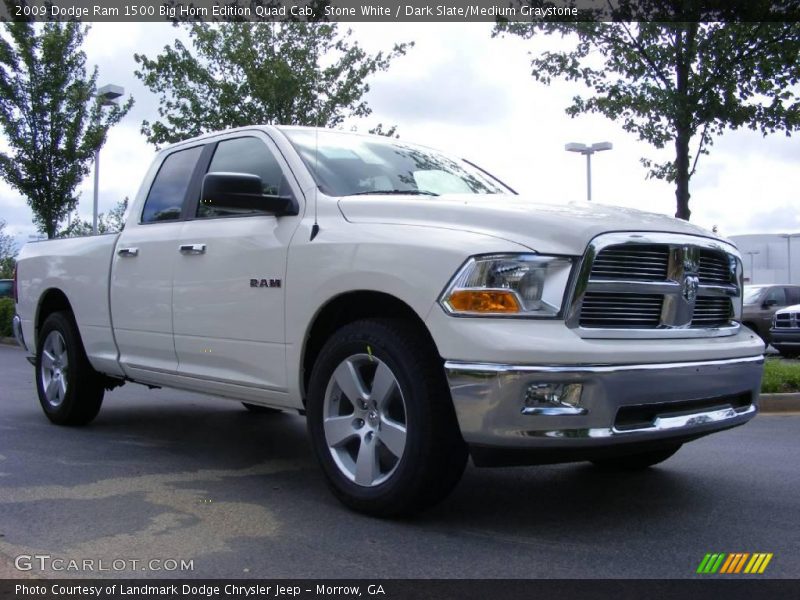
<box><xmin>439</xmin><ymin>254</ymin><xmax>574</xmax><ymax>318</ymax></box>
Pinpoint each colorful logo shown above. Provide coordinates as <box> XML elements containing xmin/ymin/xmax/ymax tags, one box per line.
<box><xmin>696</xmin><ymin>553</ymin><xmax>773</xmax><ymax>574</ymax></box>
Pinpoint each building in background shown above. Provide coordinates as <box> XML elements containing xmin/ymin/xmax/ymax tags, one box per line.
<box><xmin>730</xmin><ymin>234</ymin><xmax>800</xmax><ymax>284</ymax></box>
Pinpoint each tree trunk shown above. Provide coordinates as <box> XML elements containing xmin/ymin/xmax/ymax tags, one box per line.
<box><xmin>673</xmin><ymin>24</ymin><xmax>696</xmax><ymax>221</ymax></box>
<box><xmin>675</xmin><ymin>128</ymin><xmax>691</xmax><ymax>221</ymax></box>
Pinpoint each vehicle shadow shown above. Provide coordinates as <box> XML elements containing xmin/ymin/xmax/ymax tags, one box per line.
<box><xmin>58</xmin><ymin>391</ymin><xmax>744</xmax><ymax>540</ymax></box>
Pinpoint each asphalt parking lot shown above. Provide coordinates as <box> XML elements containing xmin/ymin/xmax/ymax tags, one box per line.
<box><xmin>0</xmin><ymin>344</ymin><xmax>798</xmax><ymax>579</ymax></box>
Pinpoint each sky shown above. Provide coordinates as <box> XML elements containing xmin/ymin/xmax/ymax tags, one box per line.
<box><xmin>1</xmin><ymin>22</ymin><xmax>799</xmax><ymax>250</ymax></box>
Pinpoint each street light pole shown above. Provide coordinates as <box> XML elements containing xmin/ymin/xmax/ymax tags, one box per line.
<box><xmin>565</xmin><ymin>141</ymin><xmax>613</xmax><ymax>202</ymax></box>
<box><xmin>93</xmin><ymin>148</ymin><xmax>100</xmax><ymax>235</ymax></box>
<box><xmin>585</xmin><ymin>152</ymin><xmax>591</xmax><ymax>202</ymax></box>
<box><xmin>779</xmin><ymin>234</ymin><xmax>798</xmax><ymax>283</ymax></box>
<box><xmin>746</xmin><ymin>250</ymin><xmax>760</xmax><ymax>284</ymax></box>
<box><xmin>93</xmin><ymin>84</ymin><xmax>125</xmax><ymax>235</ymax></box>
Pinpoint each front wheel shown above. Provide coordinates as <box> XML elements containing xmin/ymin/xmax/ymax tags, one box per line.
<box><xmin>36</xmin><ymin>311</ymin><xmax>104</xmax><ymax>426</ymax></box>
<box><xmin>590</xmin><ymin>444</ymin><xmax>682</xmax><ymax>471</ymax></box>
<box><xmin>307</xmin><ymin>318</ymin><xmax>467</xmax><ymax>517</ymax></box>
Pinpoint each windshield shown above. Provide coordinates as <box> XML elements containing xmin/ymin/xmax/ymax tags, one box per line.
<box><xmin>743</xmin><ymin>286</ymin><xmax>765</xmax><ymax>303</ymax></box>
<box><xmin>281</xmin><ymin>128</ymin><xmax>508</xmax><ymax>197</ymax></box>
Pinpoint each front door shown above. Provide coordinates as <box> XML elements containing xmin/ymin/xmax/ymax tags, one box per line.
<box><xmin>171</xmin><ymin>134</ymin><xmax>303</xmax><ymax>394</ymax></box>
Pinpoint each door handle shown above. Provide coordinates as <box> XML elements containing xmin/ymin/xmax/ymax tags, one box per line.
<box><xmin>179</xmin><ymin>243</ymin><xmax>207</xmax><ymax>255</ymax></box>
<box><xmin>117</xmin><ymin>247</ymin><xmax>139</xmax><ymax>257</ymax></box>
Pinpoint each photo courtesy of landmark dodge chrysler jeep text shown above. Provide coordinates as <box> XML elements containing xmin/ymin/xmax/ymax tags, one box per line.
<box><xmin>12</xmin><ymin>126</ymin><xmax>764</xmax><ymax>515</ymax></box>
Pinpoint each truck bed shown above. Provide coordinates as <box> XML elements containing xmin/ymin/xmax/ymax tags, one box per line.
<box><xmin>16</xmin><ymin>233</ymin><xmax>124</xmax><ymax>377</ymax></box>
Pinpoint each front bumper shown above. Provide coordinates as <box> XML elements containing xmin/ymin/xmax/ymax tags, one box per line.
<box><xmin>445</xmin><ymin>355</ymin><xmax>763</xmax><ymax>466</ymax></box>
<box><xmin>12</xmin><ymin>314</ymin><xmax>27</xmax><ymax>352</ymax></box>
<box><xmin>769</xmin><ymin>329</ymin><xmax>800</xmax><ymax>348</ymax></box>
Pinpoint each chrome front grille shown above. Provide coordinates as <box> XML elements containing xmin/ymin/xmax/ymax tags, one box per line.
<box><xmin>567</xmin><ymin>233</ymin><xmax>742</xmax><ymax>338</ymax></box>
<box><xmin>774</xmin><ymin>312</ymin><xmax>799</xmax><ymax>329</ymax></box>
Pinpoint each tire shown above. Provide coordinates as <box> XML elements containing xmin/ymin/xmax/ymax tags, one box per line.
<box><xmin>35</xmin><ymin>311</ymin><xmax>104</xmax><ymax>426</ymax></box>
<box><xmin>590</xmin><ymin>444</ymin><xmax>682</xmax><ymax>471</ymax></box>
<box><xmin>306</xmin><ymin>318</ymin><xmax>468</xmax><ymax>517</ymax></box>
<box><xmin>241</xmin><ymin>402</ymin><xmax>281</xmax><ymax>414</ymax></box>
<box><xmin>776</xmin><ymin>347</ymin><xmax>800</xmax><ymax>359</ymax></box>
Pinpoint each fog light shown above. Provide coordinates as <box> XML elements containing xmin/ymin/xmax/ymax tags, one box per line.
<box><xmin>522</xmin><ymin>383</ymin><xmax>585</xmax><ymax>416</ymax></box>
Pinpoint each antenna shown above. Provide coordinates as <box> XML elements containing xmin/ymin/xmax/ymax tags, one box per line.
<box><xmin>310</xmin><ymin>125</ymin><xmax>320</xmax><ymax>241</ymax></box>
<box><xmin>310</xmin><ymin>78</ymin><xmax>321</xmax><ymax>241</ymax></box>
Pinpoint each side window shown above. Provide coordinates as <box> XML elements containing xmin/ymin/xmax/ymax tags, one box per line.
<box><xmin>785</xmin><ymin>287</ymin><xmax>800</xmax><ymax>305</ymax></box>
<box><xmin>765</xmin><ymin>287</ymin><xmax>787</xmax><ymax>306</ymax></box>
<box><xmin>141</xmin><ymin>146</ymin><xmax>203</xmax><ymax>223</ymax></box>
<box><xmin>198</xmin><ymin>137</ymin><xmax>288</xmax><ymax>218</ymax></box>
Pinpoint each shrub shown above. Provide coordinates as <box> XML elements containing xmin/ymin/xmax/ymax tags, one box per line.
<box><xmin>0</xmin><ymin>297</ymin><xmax>14</xmax><ymax>337</ymax></box>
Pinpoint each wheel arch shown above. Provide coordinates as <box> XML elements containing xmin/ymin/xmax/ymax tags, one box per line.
<box><xmin>299</xmin><ymin>290</ymin><xmax>441</xmax><ymax>403</ymax></box>
<box><xmin>35</xmin><ymin>288</ymin><xmax>75</xmax><ymax>344</ymax></box>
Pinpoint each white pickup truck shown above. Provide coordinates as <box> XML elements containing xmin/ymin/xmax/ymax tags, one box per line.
<box><xmin>13</xmin><ymin>126</ymin><xmax>764</xmax><ymax>515</ymax></box>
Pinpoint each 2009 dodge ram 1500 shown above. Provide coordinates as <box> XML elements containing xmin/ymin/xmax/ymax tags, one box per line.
<box><xmin>12</xmin><ymin>126</ymin><xmax>764</xmax><ymax>515</ymax></box>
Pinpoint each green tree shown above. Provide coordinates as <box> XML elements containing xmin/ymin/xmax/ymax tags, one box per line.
<box><xmin>0</xmin><ymin>19</ymin><xmax>133</xmax><ymax>238</ymax></box>
<box><xmin>60</xmin><ymin>197</ymin><xmax>128</xmax><ymax>238</ymax></box>
<box><xmin>496</xmin><ymin>9</ymin><xmax>800</xmax><ymax>220</ymax></box>
<box><xmin>134</xmin><ymin>23</ymin><xmax>411</xmax><ymax>147</ymax></box>
<box><xmin>0</xmin><ymin>218</ymin><xmax>16</xmax><ymax>279</ymax></box>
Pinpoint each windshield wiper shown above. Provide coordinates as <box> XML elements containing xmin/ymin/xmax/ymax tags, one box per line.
<box><xmin>347</xmin><ymin>189</ymin><xmax>439</xmax><ymax>196</ymax></box>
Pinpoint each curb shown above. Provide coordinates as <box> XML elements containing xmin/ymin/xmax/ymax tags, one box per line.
<box><xmin>0</xmin><ymin>337</ymin><xmax>17</xmax><ymax>346</ymax></box>
<box><xmin>759</xmin><ymin>393</ymin><xmax>800</xmax><ymax>413</ymax></box>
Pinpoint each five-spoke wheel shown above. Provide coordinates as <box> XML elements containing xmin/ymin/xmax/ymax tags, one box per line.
<box><xmin>40</xmin><ymin>330</ymin><xmax>69</xmax><ymax>408</ymax></box>
<box><xmin>323</xmin><ymin>354</ymin><xmax>407</xmax><ymax>487</ymax></box>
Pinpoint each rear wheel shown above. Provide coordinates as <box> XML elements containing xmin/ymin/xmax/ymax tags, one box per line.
<box><xmin>307</xmin><ymin>318</ymin><xmax>467</xmax><ymax>516</ymax></box>
<box><xmin>590</xmin><ymin>444</ymin><xmax>682</xmax><ymax>471</ymax></box>
<box><xmin>36</xmin><ymin>311</ymin><xmax>104</xmax><ymax>426</ymax></box>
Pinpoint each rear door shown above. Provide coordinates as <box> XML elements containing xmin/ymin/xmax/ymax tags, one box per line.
<box><xmin>110</xmin><ymin>144</ymin><xmax>206</xmax><ymax>377</ymax></box>
<box><xmin>171</xmin><ymin>133</ymin><xmax>303</xmax><ymax>394</ymax></box>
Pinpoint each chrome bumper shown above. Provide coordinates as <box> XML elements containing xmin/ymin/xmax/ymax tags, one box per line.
<box><xmin>445</xmin><ymin>355</ymin><xmax>763</xmax><ymax>461</ymax></box>
<box><xmin>12</xmin><ymin>314</ymin><xmax>27</xmax><ymax>352</ymax></box>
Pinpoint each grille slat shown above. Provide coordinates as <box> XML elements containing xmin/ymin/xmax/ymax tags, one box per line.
<box><xmin>698</xmin><ymin>250</ymin><xmax>733</xmax><ymax>285</ymax></box>
<box><xmin>691</xmin><ymin>297</ymin><xmax>731</xmax><ymax>327</ymax></box>
<box><xmin>579</xmin><ymin>292</ymin><xmax>663</xmax><ymax>328</ymax></box>
<box><xmin>590</xmin><ymin>244</ymin><xmax>669</xmax><ymax>282</ymax></box>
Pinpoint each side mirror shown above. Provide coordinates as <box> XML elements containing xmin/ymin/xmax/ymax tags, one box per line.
<box><xmin>763</xmin><ymin>299</ymin><xmax>778</xmax><ymax>309</ymax></box>
<box><xmin>200</xmin><ymin>172</ymin><xmax>298</xmax><ymax>216</ymax></box>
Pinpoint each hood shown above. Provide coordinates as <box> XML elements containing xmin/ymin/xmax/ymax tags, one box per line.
<box><xmin>776</xmin><ymin>304</ymin><xmax>800</xmax><ymax>314</ymax></box>
<box><xmin>338</xmin><ymin>193</ymin><xmax>722</xmax><ymax>255</ymax></box>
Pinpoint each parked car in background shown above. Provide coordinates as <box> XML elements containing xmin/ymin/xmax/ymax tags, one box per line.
<box><xmin>770</xmin><ymin>304</ymin><xmax>800</xmax><ymax>358</ymax></box>
<box><xmin>742</xmin><ymin>284</ymin><xmax>800</xmax><ymax>343</ymax></box>
<box><xmin>0</xmin><ymin>279</ymin><xmax>13</xmax><ymax>299</ymax></box>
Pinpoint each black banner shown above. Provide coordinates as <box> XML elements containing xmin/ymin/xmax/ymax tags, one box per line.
<box><xmin>1</xmin><ymin>0</ymin><xmax>799</xmax><ymax>23</ymax></box>
<box><xmin>3</xmin><ymin>580</ymin><xmax>800</xmax><ymax>600</ymax></box>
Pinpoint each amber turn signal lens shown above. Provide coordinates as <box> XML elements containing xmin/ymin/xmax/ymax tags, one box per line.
<box><xmin>447</xmin><ymin>290</ymin><xmax>521</xmax><ymax>313</ymax></box>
